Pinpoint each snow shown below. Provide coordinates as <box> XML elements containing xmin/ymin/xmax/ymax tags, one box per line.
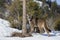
<box><xmin>0</xmin><ymin>18</ymin><xmax>60</xmax><ymax>40</ymax></box>
<box><xmin>0</xmin><ymin>18</ymin><xmax>22</xmax><ymax>37</ymax></box>
<box><xmin>0</xmin><ymin>33</ymin><xmax>60</xmax><ymax>40</ymax></box>
<box><xmin>34</xmin><ymin>0</ymin><xmax>43</xmax><ymax>7</ymax></box>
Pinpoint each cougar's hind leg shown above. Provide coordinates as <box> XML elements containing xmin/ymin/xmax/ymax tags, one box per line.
<box><xmin>38</xmin><ymin>26</ymin><xmax>44</xmax><ymax>34</ymax></box>
<box><xmin>37</xmin><ymin>23</ymin><xmax>42</xmax><ymax>34</ymax></box>
<box><xmin>37</xmin><ymin>22</ymin><xmax>45</xmax><ymax>34</ymax></box>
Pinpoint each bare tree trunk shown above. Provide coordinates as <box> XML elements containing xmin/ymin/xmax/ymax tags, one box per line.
<box><xmin>22</xmin><ymin>0</ymin><xmax>27</xmax><ymax>35</ymax></box>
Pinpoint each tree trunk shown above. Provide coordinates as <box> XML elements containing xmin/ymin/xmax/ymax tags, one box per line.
<box><xmin>22</xmin><ymin>0</ymin><xmax>27</xmax><ymax>35</ymax></box>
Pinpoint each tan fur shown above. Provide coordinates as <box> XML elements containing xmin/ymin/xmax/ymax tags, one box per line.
<box><xmin>29</xmin><ymin>18</ymin><xmax>35</xmax><ymax>34</ymax></box>
<box><xmin>37</xmin><ymin>19</ymin><xmax>51</xmax><ymax>36</ymax></box>
<box><xmin>30</xmin><ymin>18</ymin><xmax>51</xmax><ymax>36</ymax></box>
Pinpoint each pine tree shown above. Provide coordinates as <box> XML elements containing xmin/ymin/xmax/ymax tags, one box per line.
<box><xmin>0</xmin><ymin>0</ymin><xmax>5</xmax><ymax>7</ymax></box>
<box><xmin>51</xmin><ymin>0</ymin><xmax>57</xmax><ymax>17</ymax></box>
<box><xmin>6</xmin><ymin>0</ymin><xmax>22</xmax><ymax>29</ymax></box>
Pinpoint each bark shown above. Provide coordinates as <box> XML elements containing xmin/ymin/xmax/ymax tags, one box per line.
<box><xmin>22</xmin><ymin>0</ymin><xmax>27</xmax><ymax>35</ymax></box>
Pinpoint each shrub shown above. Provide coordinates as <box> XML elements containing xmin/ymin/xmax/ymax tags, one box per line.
<box><xmin>54</xmin><ymin>20</ymin><xmax>60</xmax><ymax>31</ymax></box>
<box><xmin>7</xmin><ymin>16</ymin><xmax>22</xmax><ymax>30</ymax></box>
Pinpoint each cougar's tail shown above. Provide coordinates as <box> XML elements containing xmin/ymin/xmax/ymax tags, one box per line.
<box><xmin>45</xmin><ymin>21</ymin><xmax>51</xmax><ymax>32</ymax></box>
<box><xmin>45</xmin><ymin>25</ymin><xmax>51</xmax><ymax>32</ymax></box>
<box><xmin>47</xmin><ymin>27</ymin><xmax>51</xmax><ymax>32</ymax></box>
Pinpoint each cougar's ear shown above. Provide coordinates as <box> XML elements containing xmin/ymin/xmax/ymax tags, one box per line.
<box><xmin>30</xmin><ymin>16</ymin><xmax>33</xmax><ymax>21</ymax></box>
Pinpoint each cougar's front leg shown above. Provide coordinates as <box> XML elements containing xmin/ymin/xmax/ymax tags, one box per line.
<box><xmin>29</xmin><ymin>24</ymin><xmax>34</xmax><ymax>34</ymax></box>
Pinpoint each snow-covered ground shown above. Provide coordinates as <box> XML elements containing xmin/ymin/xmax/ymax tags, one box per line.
<box><xmin>0</xmin><ymin>18</ymin><xmax>60</xmax><ymax>40</ymax></box>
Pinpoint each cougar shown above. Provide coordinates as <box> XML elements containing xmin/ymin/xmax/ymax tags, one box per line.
<box><xmin>27</xmin><ymin>15</ymin><xmax>51</xmax><ymax>36</ymax></box>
